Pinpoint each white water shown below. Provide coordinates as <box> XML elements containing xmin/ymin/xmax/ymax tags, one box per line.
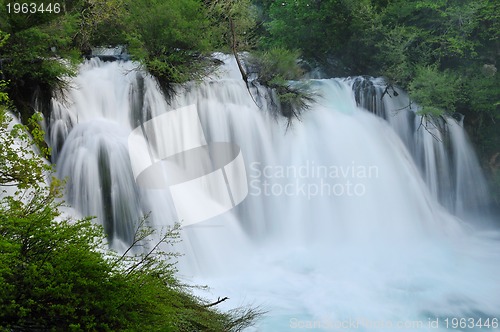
<box><xmin>48</xmin><ymin>57</ymin><xmax>500</xmax><ymax>331</ymax></box>
<box><xmin>351</xmin><ymin>77</ymin><xmax>490</xmax><ymax>218</ymax></box>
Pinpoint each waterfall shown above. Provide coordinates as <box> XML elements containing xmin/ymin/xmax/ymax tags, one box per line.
<box><xmin>48</xmin><ymin>57</ymin><xmax>500</xmax><ymax>331</ymax></box>
<box><xmin>352</xmin><ymin>77</ymin><xmax>490</xmax><ymax>217</ymax></box>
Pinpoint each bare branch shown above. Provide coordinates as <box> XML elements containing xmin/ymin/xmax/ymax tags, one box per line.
<box><xmin>204</xmin><ymin>296</ymin><xmax>229</xmax><ymax>308</ymax></box>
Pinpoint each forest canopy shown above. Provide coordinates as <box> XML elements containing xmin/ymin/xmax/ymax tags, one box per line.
<box><xmin>0</xmin><ymin>0</ymin><xmax>497</xmax><ymax>120</ymax></box>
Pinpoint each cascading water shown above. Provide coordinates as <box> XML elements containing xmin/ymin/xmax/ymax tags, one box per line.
<box><xmin>48</xmin><ymin>56</ymin><xmax>500</xmax><ymax>331</ymax></box>
<box><xmin>352</xmin><ymin>77</ymin><xmax>490</xmax><ymax>218</ymax></box>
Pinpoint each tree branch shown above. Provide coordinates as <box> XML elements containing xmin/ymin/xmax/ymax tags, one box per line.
<box><xmin>204</xmin><ymin>296</ymin><xmax>229</xmax><ymax>308</ymax></box>
<box><xmin>229</xmin><ymin>17</ymin><xmax>259</xmax><ymax>107</ymax></box>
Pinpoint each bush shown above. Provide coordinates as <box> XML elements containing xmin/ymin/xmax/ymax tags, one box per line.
<box><xmin>409</xmin><ymin>65</ymin><xmax>461</xmax><ymax>116</ymax></box>
<box><xmin>124</xmin><ymin>0</ymin><xmax>214</xmax><ymax>94</ymax></box>
<box><xmin>248</xmin><ymin>48</ymin><xmax>315</xmax><ymax>123</ymax></box>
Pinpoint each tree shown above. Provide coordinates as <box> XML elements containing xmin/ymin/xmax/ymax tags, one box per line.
<box><xmin>73</xmin><ymin>0</ymin><xmax>127</xmax><ymax>53</ymax></box>
<box><xmin>207</xmin><ymin>0</ymin><xmax>258</xmax><ymax>78</ymax></box>
<box><xmin>408</xmin><ymin>65</ymin><xmax>461</xmax><ymax>116</ymax></box>
<box><xmin>263</xmin><ymin>0</ymin><xmax>375</xmax><ymax>74</ymax></box>
<box><xmin>123</xmin><ymin>0</ymin><xmax>215</xmax><ymax>94</ymax></box>
<box><xmin>0</xmin><ymin>0</ymin><xmax>81</xmax><ymax>122</ymax></box>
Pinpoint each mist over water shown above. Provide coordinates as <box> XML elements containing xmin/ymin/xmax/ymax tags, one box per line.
<box><xmin>48</xmin><ymin>57</ymin><xmax>500</xmax><ymax>331</ymax></box>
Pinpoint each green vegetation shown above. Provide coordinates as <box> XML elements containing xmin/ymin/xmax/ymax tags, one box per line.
<box><xmin>248</xmin><ymin>48</ymin><xmax>315</xmax><ymax>123</ymax></box>
<box><xmin>124</xmin><ymin>0</ymin><xmax>214</xmax><ymax>93</ymax></box>
<box><xmin>261</xmin><ymin>0</ymin><xmax>374</xmax><ymax>74</ymax></box>
<box><xmin>0</xmin><ymin>0</ymin><xmax>497</xmax><ymax>125</ymax></box>
<box><xmin>0</xmin><ymin>0</ymin><xmax>79</xmax><ymax>121</ymax></box>
<box><xmin>408</xmin><ymin>65</ymin><xmax>461</xmax><ymax>116</ymax></box>
<box><xmin>257</xmin><ymin>0</ymin><xmax>498</xmax><ymax>115</ymax></box>
<box><xmin>0</xmin><ymin>0</ymin><xmax>314</xmax><ymax>117</ymax></box>
<box><xmin>0</xmin><ymin>100</ymin><xmax>261</xmax><ymax>330</ymax></box>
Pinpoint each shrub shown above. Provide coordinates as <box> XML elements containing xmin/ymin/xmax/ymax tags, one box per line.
<box><xmin>248</xmin><ymin>48</ymin><xmax>315</xmax><ymax>124</ymax></box>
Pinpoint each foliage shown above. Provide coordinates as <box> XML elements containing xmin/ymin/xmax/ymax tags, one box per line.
<box><xmin>374</xmin><ymin>0</ymin><xmax>499</xmax><ymax>179</ymax></box>
<box><xmin>491</xmin><ymin>166</ymin><xmax>500</xmax><ymax>208</ymax></box>
<box><xmin>0</xmin><ymin>0</ymin><xmax>80</xmax><ymax>80</ymax></box>
<box><xmin>0</xmin><ymin>1</ymin><xmax>80</xmax><ymax>122</ymax></box>
<box><xmin>248</xmin><ymin>48</ymin><xmax>315</xmax><ymax>122</ymax></box>
<box><xmin>0</xmin><ymin>114</ymin><xmax>52</xmax><ymax>191</ymax></box>
<box><xmin>250</xmin><ymin>48</ymin><xmax>303</xmax><ymax>83</ymax></box>
<box><xmin>409</xmin><ymin>65</ymin><xmax>461</xmax><ymax>116</ymax></box>
<box><xmin>0</xmin><ymin>79</ymin><xmax>10</xmax><ymax>110</ymax></box>
<box><xmin>74</xmin><ymin>0</ymin><xmax>127</xmax><ymax>52</ymax></box>
<box><xmin>207</xmin><ymin>1</ymin><xmax>316</xmax><ymax>124</ymax></box>
<box><xmin>123</xmin><ymin>0</ymin><xmax>214</xmax><ymax>93</ymax></box>
<box><xmin>374</xmin><ymin>25</ymin><xmax>420</xmax><ymax>86</ymax></box>
<box><xmin>0</xmin><ymin>101</ymin><xmax>262</xmax><ymax>330</ymax></box>
<box><xmin>265</xmin><ymin>0</ymin><xmax>347</xmax><ymax>59</ymax></box>
<box><xmin>207</xmin><ymin>0</ymin><xmax>258</xmax><ymax>53</ymax></box>
<box><xmin>0</xmin><ymin>0</ymin><xmax>219</xmax><ymax>106</ymax></box>
<box><xmin>466</xmin><ymin>69</ymin><xmax>500</xmax><ymax>121</ymax></box>
<box><xmin>262</xmin><ymin>0</ymin><xmax>374</xmax><ymax>74</ymax></box>
<box><xmin>258</xmin><ymin>0</ymin><xmax>497</xmax><ymax>115</ymax></box>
